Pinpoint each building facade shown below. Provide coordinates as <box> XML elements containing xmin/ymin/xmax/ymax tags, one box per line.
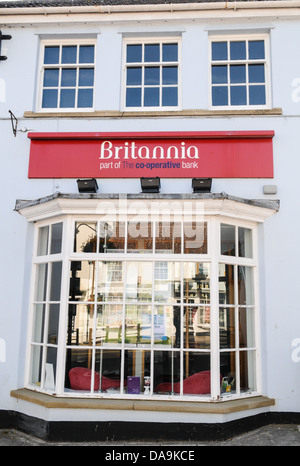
<box><xmin>0</xmin><ymin>0</ymin><xmax>300</xmax><ymax>441</ymax></box>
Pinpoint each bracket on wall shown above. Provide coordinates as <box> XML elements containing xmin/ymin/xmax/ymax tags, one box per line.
<box><xmin>9</xmin><ymin>110</ymin><xmax>18</xmax><ymax>137</ymax></box>
<box><xmin>0</xmin><ymin>31</ymin><xmax>12</xmax><ymax>61</ymax></box>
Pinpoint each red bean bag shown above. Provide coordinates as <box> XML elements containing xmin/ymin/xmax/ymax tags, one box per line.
<box><xmin>154</xmin><ymin>370</ymin><xmax>212</xmax><ymax>394</ymax></box>
<box><xmin>69</xmin><ymin>367</ymin><xmax>121</xmax><ymax>391</ymax></box>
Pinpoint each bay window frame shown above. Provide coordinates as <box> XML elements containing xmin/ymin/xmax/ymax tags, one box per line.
<box><xmin>24</xmin><ymin>204</ymin><xmax>263</xmax><ymax>402</ymax></box>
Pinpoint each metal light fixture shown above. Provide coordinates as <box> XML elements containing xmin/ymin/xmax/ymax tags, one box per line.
<box><xmin>192</xmin><ymin>178</ymin><xmax>212</xmax><ymax>193</ymax></box>
<box><xmin>77</xmin><ymin>178</ymin><xmax>98</xmax><ymax>193</ymax></box>
<box><xmin>141</xmin><ymin>177</ymin><xmax>161</xmax><ymax>193</ymax></box>
<box><xmin>0</xmin><ymin>31</ymin><xmax>12</xmax><ymax>61</ymax></box>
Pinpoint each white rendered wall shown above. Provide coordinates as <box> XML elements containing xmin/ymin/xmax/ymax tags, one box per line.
<box><xmin>0</xmin><ymin>13</ymin><xmax>300</xmax><ymax>417</ymax></box>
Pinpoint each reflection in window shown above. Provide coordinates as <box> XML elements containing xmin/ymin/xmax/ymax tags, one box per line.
<box><xmin>184</xmin><ymin>222</ymin><xmax>207</xmax><ymax>254</ymax></box>
<box><xmin>99</xmin><ymin>221</ymin><xmax>125</xmax><ymax>253</ymax></box>
<box><xmin>127</xmin><ymin>221</ymin><xmax>153</xmax><ymax>253</ymax></box>
<box><xmin>125</xmin><ymin>262</ymin><xmax>152</xmax><ymax>301</ymax></box>
<box><xmin>155</xmin><ymin>222</ymin><xmax>181</xmax><ymax>253</ymax></box>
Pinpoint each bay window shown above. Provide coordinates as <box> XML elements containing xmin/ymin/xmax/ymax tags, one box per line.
<box><xmin>21</xmin><ymin>196</ymin><xmax>277</xmax><ymax>402</ymax></box>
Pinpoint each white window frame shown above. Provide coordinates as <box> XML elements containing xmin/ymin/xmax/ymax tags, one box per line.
<box><xmin>37</xmin><ymin>38</ymin><xmax>96</xmax><ymax>112</ymax></box>
<box><xmin>208</xmin><ymin>33</ymin><xmax>271</xmax><ymax>110</ymax></box>
<box><xmin>20</xmin><ymin>196</ymin><xmax>274</xmax><ymax>402</ymax></box>
<box><xmin>121</xmin><ymin>37</ymin><xmax>182</xmax><ymax>112</ymax></box>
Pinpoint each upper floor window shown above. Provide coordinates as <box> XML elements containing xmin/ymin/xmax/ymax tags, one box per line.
<box><xmin>38</xmin><ymin>40</ymin><xmax>96</xmax><ymax>111</ymax></box>
<box><xmin>209</xmin><ymin>34</ymin><xmax>270</xmax><ymax>109</ymax></box>
<box><xmin>122</xmin><ymin>38</ymin><xmax>181</xmax><ymax>111</ymax></box>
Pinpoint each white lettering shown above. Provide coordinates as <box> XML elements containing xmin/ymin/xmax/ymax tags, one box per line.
<box><xmin>99</xmin><ymin>140</ymin><xmax>200</xmax><ymax>161</ymax></box>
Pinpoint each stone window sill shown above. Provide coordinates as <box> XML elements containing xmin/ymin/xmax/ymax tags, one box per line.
<box><xmin>23</xmin><ymin>108</ymin><xmax>282</xmax><ymax>118</ymax></box>
<box><xmin>10</xmin><ymin>388</ymin><xmax>275</xmax><ymax>414</ymax></box>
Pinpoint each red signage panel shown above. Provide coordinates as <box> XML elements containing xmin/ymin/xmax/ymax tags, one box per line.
<box><xmin>28</xmin><ymin>131</ymin><xmax>274</xmax><ymax>179</ymax></box>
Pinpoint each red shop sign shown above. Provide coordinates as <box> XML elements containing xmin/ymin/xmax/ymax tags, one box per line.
<box><xmin>28</xmin><ymin>131</ymin><xmax>274</xmax><ymax>179</ymax></box>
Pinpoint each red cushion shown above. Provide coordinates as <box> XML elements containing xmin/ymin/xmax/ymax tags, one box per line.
<box><xmin>154</xmin><ymin>370</ymin><xmax>212</xmax><ymax>394</ymax></box>
<box><xmin>69</xmin><ymin>367</ymin><xmax>121</xmax><ymax>391</ymax></box>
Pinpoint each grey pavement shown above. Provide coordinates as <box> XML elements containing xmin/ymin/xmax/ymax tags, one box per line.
<box><xmin>0</xmin><ymin>424</ymin><xmax>300</xmax><ymax>446</ymax></box>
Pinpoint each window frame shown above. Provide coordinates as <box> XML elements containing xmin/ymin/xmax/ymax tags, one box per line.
<box><xmin>25</xmin><ymin>210</ymin><xmax>261</xmax><ymax>402</ymax></box>
<box><xmin>121</xmin><ymin>37</ymin><xmax>182</xmax><ymax>112</ymax></box>
<box><xmin>37</xmin><ymin>38</ymin><xmax>97</xmax><ymax>112</ymax></box>
<box><xmin>208</xmin><ymin>33</ymin><xmax>271</xmax><ymax>110</ymax></box>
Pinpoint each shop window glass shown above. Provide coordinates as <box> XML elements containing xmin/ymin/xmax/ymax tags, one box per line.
<box><xmin>28</xmin><ymin>216</ymin><xmax>259</xmax><ymax>401</ymax></box>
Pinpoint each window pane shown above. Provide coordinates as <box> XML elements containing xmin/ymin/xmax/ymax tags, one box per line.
<box><xmin>35</xmin><ymin>263</ymin><xmax>48</xmax><ymax>301</ymax></box>
<box><xmin>62</xmin><ymin>45</ymin><xmax>77</xmax><ymax>63</ymax></box>
<box><xmin>74</xmin><ymin>221</ymin><xmax>97</xmax><ymax>253</ymax></box>
<box><xmin>240</xmin><ymin>350</ymin><xmax>256</xmax><ymax>391</ymax></box>
<box><xmin>98</xmin><ymin>261</ymin><xmax>124</xmax><ymax>302</ymax></box>
<box><xmin>79</xmin><ymin>45</ymin><xmax>94</xmax><ymax>63</ymax></box>
<box><xmin>238</xmin><ymin>227</ymin><xmax>253</xmax><ymax>258</ymax></box>
<box><xmin>144</xmin><ymin>87</ymin><xmax>159</xmax><ymax>107</ymax></box>
<box><xmin>162</xmin><ymin>87</ymin><xmax>177</xmax><ymax>106</ymax></box>
<box><xmin>127</xmin><ymin>67</ymin><xmax>142</xmax><ymax>85</ymax></box>
<box><xmin>219</xmin><ymin>264</ymin><xmax>234</xmax><ymax>305</ymax></box>
<box><xmin>212</xmin><ymin>86</ymin><xmax>228</xmax><ymax>106</ymax></box>
<box><xmin>154</xmin><ymin>262</ymin><xmax>180</xmax><ymax>303</ymax></box>
<box><xmin>30</xmin><ymin>345</ymin><xmax>43</xmax><ymax>387</ymax></box>
<box><xmin>230</xmin><ymin>86</ymin><xmax>247</xmax><ymax>106</ymax></box>
<box><xmin>184</xmin><ymin>222</ymin><xmax>207</xmax><ymax>254</ymax></box>
<box><xmin>44</xmin><ymin>46</ymin><xmax>59</xmax><ymax>64</ymax></box>
<box><xmin>43</xmin><ymin>69</ymin><xmax>59</xmax><ymax>87</ymax></box>
<box><xmin>221</xmin><ymin>224</ymin><xmax>235</xmax><ymax>256</ymax></box>
<box><xmin>155</xmin><ymin>222</ymin><xmax>181</xmax><ymax>254</ymax></box>
<box><xmin>37</xmin><ymin>226</ymin><xmax>49</xmax><ymax>256</ymax></box>
<box><xmin>60</xmin><ymin>89</ymin><xmax>76</xmax><ymax>108</ymax></box>
<box><xmin>125</xmin><ymin>262</ymin><xmax>152</xmax><ymax>302</ymax></box>
<box><xmin>248</xmin><ymin>40</ymin><xmax>265</xmax><ymax>59</ymax></box>
<box><xmin>249</xmin><ymin>85</ymin><xmax>266</xmax><ymax>105</ymax></box>
<box><xmin>125</xmin><ymin>349</ymin><xmax>151</xmax><ymax>394</ymax></box>
<box><xmin>78</xmin><ymin>89</ymin><xmax>93</xmax><ymax>108</ymax></box>
<box><xmin>47</xmin><ymin>304</ymin><xmax>60</xmax><ymax>344</ymax></box>
<box><xmin>69</xmin><ymin>260</ymin><xmax>95</xmax><ymax>302</ymax></box>
<box><xmin>154</xmin><ymin>305</ymin><xmax>180</xmax><ymax>347</ymax></box>
<box><xmin>127</xmin><ymin>221</ymin><xmax>153</xmax><ymax>252</ymax></box>
<box><xmin>50</xmin><ymin>222</ymin><xmax>63</xmax><ymax>255</ymax></box>
<box><xmin>212</xmin><ymin>41</ymin><xmax>227</xmax><ymax>61</ymax></box>
<box><xmin>66</xmin><ymin>349</ymin><xmax>94</xmax><ymax>391</ymax></box>
<box><xmin>67</xmin><ymin>303</ymin><xmax>93</xmax><ymax>346</ymax></box>
<box><xmin>249</xmin><ymin>64</ymin><xmax>265</xmax><ymax>83</ymax></box>
<box><xmin>145</xmin><ymin>44</ymin><xmax>160</xmax><ymax>62</ymax></box>
<box><xmin>220</xmin><ymin>307</ymin><xmax>235</xmax><ymax>349</ymax></box>
<box><xmin>99</xmin><ymin>221</ymin><xmax>125</xmax><ymax>253</ymax></box>
<box><xmin>95</xmin><ymin>349</ymin><xmax>122</xmax><ymax>393</ymax></box>
<box><xmin>153</xmin><ymin>351</ymin><xmax>180</xmax><ymax>394</ymax></box>
<box><xmin>183</xmin><ymin>352</ymin><xmax>211</xmax><ymax>394</ymax></box>
<box><xmin>79</xmin><ymin>68</ymin><xmax>94</xmax><ymax>86</ymax></box>
<box><xmin>162</xmin><ymin>43</ymin><xmax>178</xmax><ymax>62</ymax></box>
<box><xmin>50</xmin><ymin>262</ymin><xmax>62</xmax><ymax>301</ymax></box>
<box><xmin>220</xmin><ymin>352</ymin><xmax>236</xmax><ymax>394</ymax></box>
<box><xmin>45</xmin><ymin>347</ymin><xmax>57</xmax><ymax>391</ymax></box>
<box><xmin>96</xmin><ymin>304</ymin><xmax>123</xmax><ymax>345</ymax></box>
<box><xmin>238</xmin><ymin>266</ymin><xmax>254</xmax><ymax>305</ymax></box>
<box><xmin>162</xmin><ymin>66</ymin><xmax>178</xmax><ymax>85</ymax></box>
<box><xmin>32</xmin><ymin>304</ymin><xmax>46</xmax><ymax>343</ymax></box>
<box><xmin>61</xmin><ymin>68</ymin><xmax>76</xmax><ymax>87</ymax></box>
<box><xmin>212</xmin><ymin>65</ymin><xmax>227</xmax><ymax>84</ymax></box>
<box><xmin>183</xmin><ymin>263</ymin><xmax>210</xmax><ymax>304</ymax></box>
<box><xmin>126</xmin><ymin>88</ymin><xmax>141</xmax><ymax>107</ymax></box>
<box><xmin>127</xmin><ymin>44</ymin><xmax>142</xmax><ymax>63</ymax></box>
<box><xmin>42</xmin><ymin>89</ymin><xmax>58</xmax><ymax>108</ymax></box>
<box><xmin>230</xmin><ymin>65</ymin><xmax>246</xmax><ymax>83</ymax></box>
<box><xmin>230</xmin><ymin>41</ymin><xmax>246</xmax><ymax>60</ymax></box>
<box><xmin>184</xmin><ymin>306</ymin><xmax>210</xmax><ymax>349</ymax></box>
<box><xmin>145</xmin><ymin>67</ymin><xmax>160</xmax><ymax>85</ymax></box>
<box><xmin>239</xmin><ymin>307</ymin><xmax>255</xmax><ymax>348</ymax></box>
<box><xmin>125</xmin><ymin>305</ymin><xmax>152</xmax><ymax>345</ymax></box>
